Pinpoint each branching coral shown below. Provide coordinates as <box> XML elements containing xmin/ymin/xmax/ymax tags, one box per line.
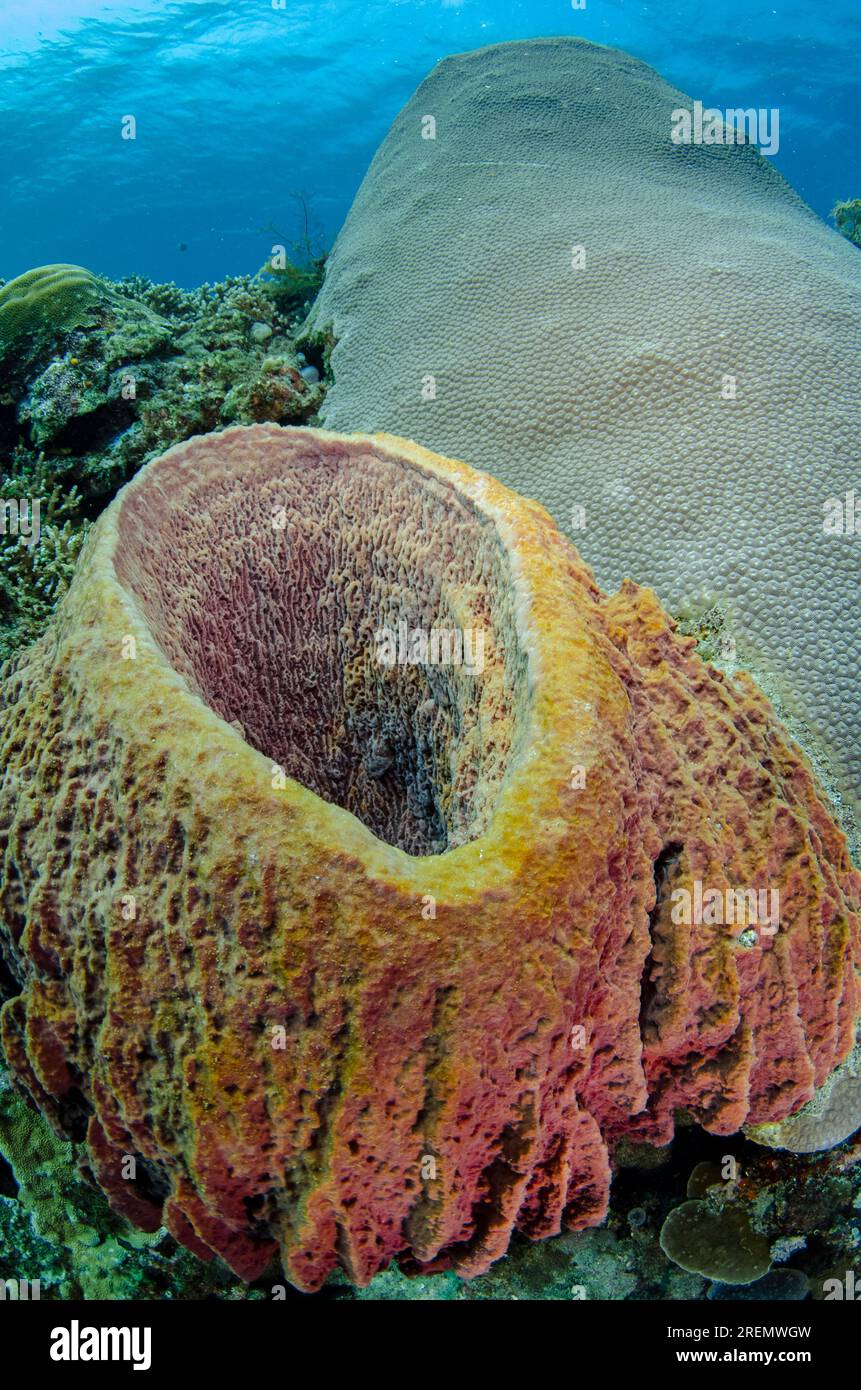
<box><xmin>0</xmin><ymin>467</ymin><xmax>89</xmax><ymax>662</ymax></box>
<box><xmin>4</xmin><ymin>270</ymin><xmax>324</xmax><ymax>496</ymax></box>
<box><xmin>0</xmin><ymin>425</ymin><xmax>858</xmax><ymax>1292</ymax></box>
<box><xmin>0</xmin><ymin>269</ymin><xmax>326</xmax><ymax>663</ymax></box>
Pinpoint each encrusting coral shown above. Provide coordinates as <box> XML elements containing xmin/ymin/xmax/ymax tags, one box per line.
<box><xmin>0</xmin><ymin>1066</ymin><xmax>265</xmax><ymax>1299</ymax></box>
<box><xmin>0</xmin><ymin>424</ymin><xmax>858</xmax><ymax>1291</ymax></box>
<box><xmin>658</xmin><ymin>1159</ymin><xmax>772</xmax><ymax>1286</ymax></box>
<box><xmin>0</xmin><ymin>265</ymin><xmax>108</xmax><ymax>359</ymax></box>
<box><xmin>660</xmin><ymin>1201</ymin><xmax>771</xmax><ymax>1286</ymax></box>
<box><xmin>745</xmin><ymin>1035</ymin><xmax>861</xmax><ymax>1153</ymax></box>
<box><xmin>0</xmin><ymin>266</ymin><xmax>325</xmax><ymax>663</ymax></box>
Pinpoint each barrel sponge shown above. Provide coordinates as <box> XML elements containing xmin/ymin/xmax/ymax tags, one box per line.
<box><xmin>304</xmin><ymin>36</ymin><xmax>861</xmax><ymax>810</ymax></box>
<box><xmin>745</xmin><ymin>1035</ymin><xmax>861</xmax><ymax>1152</ymax></box>
<box><xmin>0</xmin><ymin>264</ymin><xmax>107</xmax><ymax>355</ymax></box>
<box><xmin>0</xmin><ymin>424</ymin><xmax>859</xmax><ymax>1291</ymax></box>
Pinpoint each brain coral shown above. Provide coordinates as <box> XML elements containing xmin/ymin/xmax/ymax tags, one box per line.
<box><xmin>304</xmin><ymin>36</ymin><xmax>861</xmax><ymax>812</ymax></box>
<box><xmin>0</xmin><ymin>264</ymin><xmax>107</xmax><ymax>357</ymax></box>
<box><xmin>0</xmin><ymin>424</ymin><xmax>858</xmax><ymax>1290</ymax></box>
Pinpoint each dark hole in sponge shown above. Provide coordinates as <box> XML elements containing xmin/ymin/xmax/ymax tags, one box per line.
<box><xmin>132</xmin><ymin>1156</ymin><xmax>171</xmax><ymax>1206</ymax></box>
<box><xmin>113</xmin><ymin>435</ymin><xmax>530</xmax><ymax>856</ymax></box>
<box><xmin>639</xmin><ymin>842</ymin><xmax>684</xmax><ymax>1039</ymax></box>
<box><xmin>56</xmin><ymin>1085</ymin><xmax>94</xmax><ymax>1144</ymax></box>
<box><xmin>0</xmin><ymin>943</ymin><xmax>23</xmax><ymax>1005</ymax></box>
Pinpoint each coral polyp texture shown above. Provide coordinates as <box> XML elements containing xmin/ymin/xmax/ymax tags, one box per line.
<box><xmin>0</xmin><ymin>263</ymin><xmax>107</xmax><ymax>358</ymax></box>
<box><xmin>304</xmin><ymin>36</ymin><xmax>861</xmax><ymax>810</ymax></box>
<box><xmin>0</xmin><ymin>423</ymin><xmax>858</xmax><ymax>1291</ymax></box>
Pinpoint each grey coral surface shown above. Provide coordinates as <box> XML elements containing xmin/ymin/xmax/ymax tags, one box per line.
<box><xmin>306</xmin><ymin>36</ymin><xmax>861</xmax><ymax>810</ymax></box>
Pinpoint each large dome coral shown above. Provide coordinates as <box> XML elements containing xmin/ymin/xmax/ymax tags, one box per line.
<box><xmin>0</xmin><ymin>424</ymin><xmax>858</xmax><ymax>1290</ymax></box>
<box><xmin>304</xmin><ymin>36</ymin><xmax>861</xmax><ymax>813</ymax></box>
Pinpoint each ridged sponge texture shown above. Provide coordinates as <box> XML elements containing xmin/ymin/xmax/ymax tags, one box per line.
<box><xmin>305</xmin><ymin>37</ymin><xmax>861</xmax><ymax>810</ymax></box>
<box><xmin>0</xmin><ymin>424</ymin><xmax>858</xmax><ymax>1291</ymax></box>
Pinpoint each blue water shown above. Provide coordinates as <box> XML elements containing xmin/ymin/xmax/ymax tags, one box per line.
<box><xmin>1</xmin><ymin>0</ymin><xmax>859</xmax><ymax>288</ymax></box>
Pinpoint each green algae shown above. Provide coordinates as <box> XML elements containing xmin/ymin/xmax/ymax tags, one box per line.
<box><xmin>0</xmin><ymin>1063</ymin><xmax>160</xmax><ymax>1299</ymax></box>
<box><xmin>254</xmin><ymin>198</ymin><xmax>327</xmax><ymax>313</ymax></box>
<box><xmin>256</xmin><ymin>252</ymin><xmax>326</xmax><ymax>313</ymax></box>
<box><xmin>833</xmin><ymin>198</ymin><xmax>861</xmax><ymax>248</ymax></box>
